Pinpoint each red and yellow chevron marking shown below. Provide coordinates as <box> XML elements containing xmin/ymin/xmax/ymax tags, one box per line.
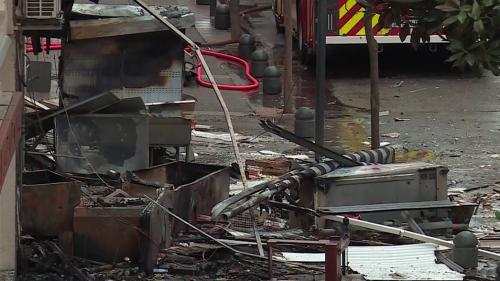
<box><xmin>338</xmin><ymin>0</ymin><xmax>397</xmax><ymax>36</ymax></box>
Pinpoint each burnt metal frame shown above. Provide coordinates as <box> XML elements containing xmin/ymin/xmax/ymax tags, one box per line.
<box><xmin>267</xmin><ymin>237</ymin><xmax>350</xmax><ymax>281</ymax></box>
<box><xmin>259</xmin><ymin>120</ymin><xmax>360</xmax><ymax>167</ymax></box>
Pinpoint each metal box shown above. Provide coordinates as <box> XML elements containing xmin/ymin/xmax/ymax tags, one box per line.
<box><xmin>22</xmin><ymin>170</ymin><xmax>81</xmax><ymax>237</ymax></box>
<box><xmin>55</xmin><ymin>114</ymin><xmax>149</xmax><ymax>174</ymax></box>
<box><xmin>123</xmin><ymin>162</ymin><xmax>230</xmax><ymax>234</ymax></box>
<box><xmin>24</xmin><ymin>0</ymin><xmax>61</xmax><ymax>19</ymax></box>
<box><xmin>314</xmin><ymin>162</ymin><xmax>449</xmax><ymax>224</ymax></box>
<box><xmin>149</xmin><ymin>117</ymin><xmax>191</xmax><ymax>146</ymax></box>
<box><xmin>62</xmin><ymin>31</ymin><xmax>184</xmax><ymax>106</ymax></box>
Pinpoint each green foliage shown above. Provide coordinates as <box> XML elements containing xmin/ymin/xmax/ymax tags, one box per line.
<box><xmin>377</xmin><ymin>0</ymin><xmax>500</xmax><ymax>75</ymax></box>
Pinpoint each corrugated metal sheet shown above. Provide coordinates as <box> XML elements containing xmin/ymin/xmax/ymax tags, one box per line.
<box><xmin>279</xmin><ymin>243</ymin><xmax>464</xmax><ymax>281</ymax></box>
<box><xmin>347</xmin><ymin>244</ymin><xmax>464</xmax><ymax>280</ymax></box>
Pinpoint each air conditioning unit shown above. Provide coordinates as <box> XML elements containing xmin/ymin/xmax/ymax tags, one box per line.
<box><xmin>24</xmin><ymin>0</ymin><xmax>61</xmax><ymax>19</ymax></box>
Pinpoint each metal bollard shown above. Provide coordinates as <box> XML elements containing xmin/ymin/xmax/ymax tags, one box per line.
<box><xmin>196</xmin><ymin>0</ymin><xmax>210</xmax><ymax>4</ymax></box>
<box><xmin>250</xmin><ymin>49</ymin><xmax>269</xmax><ymax>78</ymax></box>
<box><xmin>214</xmin><ymin>4</ymin><xmax>230</xmax><ymax>30</ymax></box>
<box><xmin>238</xmin><ymin>33</ymin><xmax>255</xmax><ymax>61</ymax></box>
<box><xmin>453</xmin><ymin>231</ymin><xmax>479</xmax><ymax>269</ymax></box>
<box><xmin>263</xmin><ymin>66</ymin><xmax>281</xmax><ymax>95</ymax></box>
<box><xmin>295</xmin><ymin>107</ymin><xmax>315</xmax><ymax>138</ymax></box>
<box><xmin>210</xmin><ymin>0</ymin><xmax>217</xmax><ymax>17</ymax></box>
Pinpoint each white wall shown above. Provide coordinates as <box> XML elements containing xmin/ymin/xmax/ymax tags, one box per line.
<box><xmin>0</xmin><ymin>0</ymin><xmax>18</xmax><ymax>273</ymax></box>
<box><xmin>0</xmin><ymin>0</ymin><xmax>16</xmax><ymax>92</ymax></box>
<box><xmin>0</xmin><ymin>157</ymin><xmax>17</xmax><ymax>270</ymax></box>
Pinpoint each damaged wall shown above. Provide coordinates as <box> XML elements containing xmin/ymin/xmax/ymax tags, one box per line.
<box><xmin>62</xmin><ymin>31</ymin><xmax>185</xmax><ymax>105</ymax></box>
<box><xmin>0</xmin><ymin>0</ymin><xmax>20</xmax><ymax>272</ymax></box>
<box><xmin>0</xmin><ymin>0</ymin><xmax>15</xmax><ymax>92</ymax></box>
<box><xmin>0</xmin><ymin>157</ymin><xmax>16</xmax><ymax>270</ymax></box>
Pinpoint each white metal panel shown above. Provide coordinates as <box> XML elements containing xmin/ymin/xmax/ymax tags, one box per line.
<box><xmin>278</xmin><ymin>244</ymin><xmax>464</xmax><ymax>281</ymax></box>
<box><xmin>24</xmin><ymin>0</ymin><xmax>60</xmax><ymax>19</ymax></box>
<box><xmin>326</xmin><ymin>35</ymin><xmax>446</xmax><ymax>44</ymax></box>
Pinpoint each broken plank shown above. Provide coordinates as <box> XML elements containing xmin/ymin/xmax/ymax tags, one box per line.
<box><xmin>70</xmin><ymin>16</ymin><xmax>170</xmax><ymax>40</ymax></box>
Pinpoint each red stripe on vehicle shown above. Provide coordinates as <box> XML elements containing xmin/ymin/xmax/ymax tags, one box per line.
<box><xmin>338</xmin><ymin>4</ymin><xmax>362</xmax><ymax>29</ymax></box>
<box><xmin>347</xmin><ymin>18</ymin><xmax>365</xmax><ymax>36</ymax></box>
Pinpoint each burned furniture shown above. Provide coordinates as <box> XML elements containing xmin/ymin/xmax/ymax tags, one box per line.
<box><xmin>312</xmin><ymin>162</ymin><xmax>475</xmax><ymax>233</ymax></box>
<box><xmin>22</xmin><ymin>170</ymin><xmax>81</xmax><ymax>237</ymax></box>
<box><xmin>73</xmin><ymin>190</ymin><xmax>170</xmax><ymax>273</ymax></box>
<box><xmin>53</xmin><ymin>5</ymin><xmax>196</xmax><ymax>170</ymax></box>
<box><xmin>55</xmin><ymin>114</ymin><xmax>149</xmax><ymax>174</ymax></box>
<box><xmin>73</xmin><ymin>162</ymin><xmax>229</xmax><ymax>273</ymax></box>
<box><xmin>124</xmin><ymin>162</ymin><xmax>230</xmax><ymax>234</ymax></box>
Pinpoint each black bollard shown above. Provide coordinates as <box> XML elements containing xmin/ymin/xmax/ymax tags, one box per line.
<box><xmin>263</xmin><ymin>66</ymin><xmax>282</xmax><ymax>95</ymax></box>
<box><xmin>214</xmin><ymin>4</ymin><xmax>230</xmax><ymax>30</ymax></box>
<box><xmin>238</xmin><ymin>34</ymin><xmax>255</xmax><ymax>61</ymax></box>
<box><xmin>250</xmin><ymin>49</ymin><xmax>269</xmax><ymax>78</ymax></box>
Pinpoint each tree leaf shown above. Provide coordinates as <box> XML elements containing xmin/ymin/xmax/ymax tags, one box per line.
<box><xmin>446</xmin><ymin>52</ymin><xmax>464</xmax><ymax>62</ymax></box>
<box><xmin>471</xmin><ymin>0</ymin><xmax>481</xmax><ymax>20</ymax></box>
<box><xmin>436</xmin><ymin>4</ymin><xmax>460</xmax><ymax>11</ymax></box>
<box><xmin>450</xmin><ymin>0</ymin><xmax>461</xmax><ymax>7</ymax></box>
<box><xmin>382</xmin><ymin>11</ymin><xmax>394</xmax><ymax>27</ymax></box>
<box><xmin>473</xmin><ymin>19</ymin><xmax>484</xmax><ymax>33</ymax></box>
<box><xmin>399</xmin><ymin>24</ymin><xmax>410</xmax><ymax>42</ymax></box>
<box><xmin>481</xmin><ymin>0</ymin><xmax>494</xmax><ymax>7</ymax></box>
<box><xmin>490</xmin><ymin>39</ymin><xmax>500</xmax><ymax>49</ymax></box>
<box><xmin>465</xmin><ymin>53</ymin><xmax>476</xmax><ymax>66</ymax></box>
<box><xmin>461</xmin><ymin>5</ymin><xmax>473</xmax><ymax>12</ymax></box>
<box><xmin>470</xmin><ymin>40</ymin><xmax>484</xmax><ymax>49</ymax></box>
<box><xmin>457</xmin><ymin>11</ymin><xmax>468</xmax><ymax>23</ymax></box>
<box><xmin>443</xmin><ymin>15</ymin><xmax>459</xmax><ymax>25</ymax></box>
<box><xmin>449</xmin><ymin>39</ymin><xmax>465</xmax><ymax>51</ymax></box>
<box><xmin>410</xmin><ymin>29</ymin><xmax>420</xmax><ymax>49</ymax></box>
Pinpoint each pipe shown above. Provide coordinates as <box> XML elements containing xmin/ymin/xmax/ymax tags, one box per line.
<box><xmin>186</xmin><ymin>47</ymin><xmax>259</xmax><ymax>91</ymax></box>
<box><xmin>324</xmin><ymin>215</ymin><xmax>500</xmax><ymax>261</ymax></box>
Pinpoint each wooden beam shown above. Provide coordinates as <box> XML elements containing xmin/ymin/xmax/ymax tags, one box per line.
<box><xmin>70</xmin><ymin>16</ymin><xmax>170</xmax><ymax>40</ymax></box>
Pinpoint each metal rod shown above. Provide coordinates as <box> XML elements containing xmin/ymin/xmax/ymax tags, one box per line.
<box><xmin>363</xmin><ymin>6</ymin><xmax>380</xmax><ymax>149</ymax></box>
<box><xmin>315</xmin><ymin>0</ymin><xmax>327</xmax><ymax>160</ymax></box>
<box><xmin>132</xmin><ymin>0</ymin><xmax>265</xmax><ymax>256</ymax></box>
<box><xmin>283</xmin><ymin>0</ymin><xmax>294</xmax><ymax>113</ymax></box>
<box><xmin>26</xmin><ymin>151</ymin><xmax>84</xmax><ymax>159</ymax></box>
<box><xmin>324</xmin><ymin>215</ymin><xmax>500</xmax><ymax>260</ymax></box>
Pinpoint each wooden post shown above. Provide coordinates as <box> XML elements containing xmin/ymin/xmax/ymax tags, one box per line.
<box><xmin>283</xmin><ymin>0</ymin><xmax>294</xmax><ymax>113</ymax></box>
<box><xmin>229</xmin><ymin>0</ymin><xmax>241</xmax><ymax>40</ymax></box>
<box><xmin>364</xmin><ymin>6</ymin><xmax>380</xmax><ymax>149</ymax></box>
<box><xmin>315</xmin><ymin>0</ymin><xmax>327</xmax><ymax>157</ymax></box>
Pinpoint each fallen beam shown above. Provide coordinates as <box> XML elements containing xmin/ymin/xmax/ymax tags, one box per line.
<box><xmin>323</xmin><ymin>215</ymin><xmax>500</xmax><ymax>261</ymax></box>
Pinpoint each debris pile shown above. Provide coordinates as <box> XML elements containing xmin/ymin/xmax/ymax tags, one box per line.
<box><xmin>17</xmin><ymin>2</ymin><xmax>500</xmax><ymax>281</ymax></box>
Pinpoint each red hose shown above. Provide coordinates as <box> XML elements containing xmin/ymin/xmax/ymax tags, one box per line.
<box><xmin>185</xmin><ymin>47</ymin><xmax>259</xmax><ymax>91</ymax></box>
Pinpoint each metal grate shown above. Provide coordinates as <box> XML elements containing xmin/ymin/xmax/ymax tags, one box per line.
<box><xmin>25</xmin><ymin>0</ymin><xmax>60</xmax><ymax>19</ymax></box>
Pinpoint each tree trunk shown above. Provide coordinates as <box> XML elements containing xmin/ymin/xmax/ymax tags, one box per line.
<box><xmin>229</xmin><ymin>0</ymin><xmax>241</xmax><ymax>40</ymax></box>
<box><xmin>283</xmin><ymin>0</ymin><xmax>294</xmax><ymax>113</ymax></box>
<box><xmin>364</xmin><ymin>7</ymin><xmax>380</xmax><ymax>149</ymax></box>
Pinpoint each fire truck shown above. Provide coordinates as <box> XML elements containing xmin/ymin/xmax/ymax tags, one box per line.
<box><xmin>273</xmin><ymin>0</ymin><xmax>445</xmax><ymax>61</ymax></box>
